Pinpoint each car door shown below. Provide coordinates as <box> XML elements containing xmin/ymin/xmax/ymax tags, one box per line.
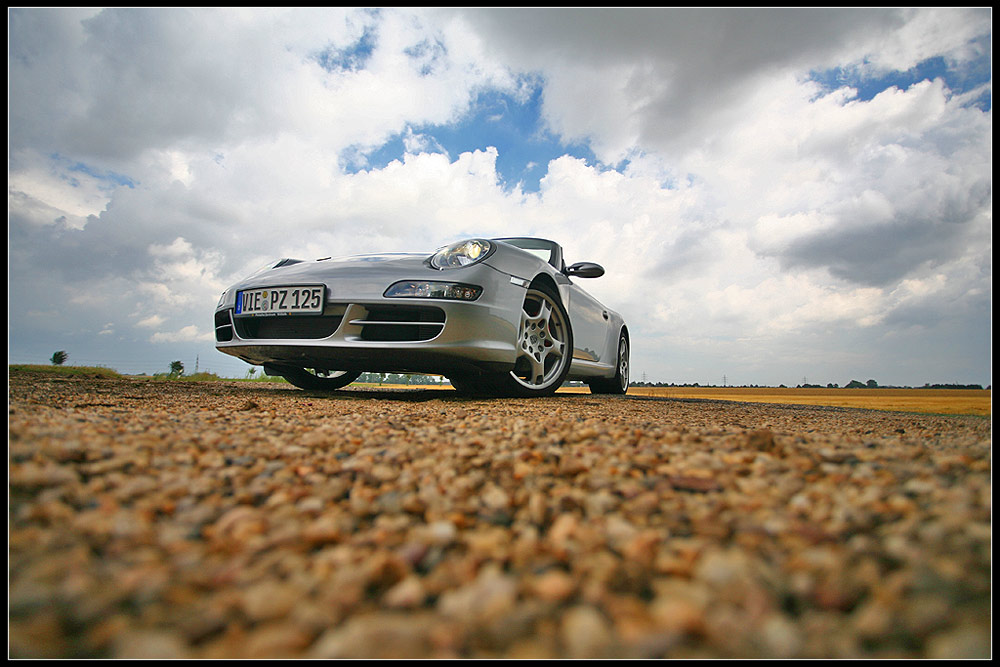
<box><xmin>564</xmin><ymin>282</ymin><xmax>614</xmax><ymax>365</ymax></box>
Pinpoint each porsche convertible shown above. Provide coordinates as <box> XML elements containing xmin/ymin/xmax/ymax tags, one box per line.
<box><xmin>214</xmin><ymin>237</ymin><xmax>629</xmax><ymax>397</ymax></box>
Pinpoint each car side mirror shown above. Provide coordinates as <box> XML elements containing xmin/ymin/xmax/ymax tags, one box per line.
<box><xmin>565</xmin><ymin>262</ymin><xmax>605</xmax><ymax>278</ymax></box>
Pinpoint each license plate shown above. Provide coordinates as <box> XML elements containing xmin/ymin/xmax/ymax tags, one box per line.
<box><xmin>235</xmin><ymin>285</ymin><xmax>325</xmax><ymax>316</ymax></box>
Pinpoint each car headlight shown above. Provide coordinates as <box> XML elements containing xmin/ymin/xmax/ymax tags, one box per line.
<box><xmin>384</xmin><ymin>281</ymin><xmax>483</xmax><ymax>301</ymax></box>
<box><xmin>429</xmin><ymin>239</ymin><xmax>493</xmax><ymax>270</ymax></box>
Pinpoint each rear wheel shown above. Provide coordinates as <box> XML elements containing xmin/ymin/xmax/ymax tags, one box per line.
<box><xmin>588</xmin><ymin>332</ymin><xmax>629</xmax><ymax>395</ymax></box>
<box><xmin>271</xmin><ymin>367</ymin><xmax>361</xmax><ymax>391</ymax></box>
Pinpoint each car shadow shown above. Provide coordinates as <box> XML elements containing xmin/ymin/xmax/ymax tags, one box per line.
<box><xmin>249</xmin><ymin>385</ymin><xmax>622</xmax><ymax>403</ymax></box>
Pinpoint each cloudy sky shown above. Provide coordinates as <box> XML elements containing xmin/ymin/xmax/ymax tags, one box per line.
<box><xmin>8</xmin><ymin>7</ymin><xmax>992</xmax><ymax>386</ymax></box>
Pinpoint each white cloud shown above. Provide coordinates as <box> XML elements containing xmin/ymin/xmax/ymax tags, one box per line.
<box><xmin>862</xmin><ymin>7</ymin><xmax>992</xmax><ymax>72</ymax></box>
<box><xmin>138</xmin><ymin>237</ymin><xmax>228</xmax><ymax>313</ymax></box>
<box><xmin>455</xmin><ymin>8</ymin><xmax>991</xmax><ymax>164</ymax></box>
<box><xmin>136</xmin><ymin>315</ymin><xmax>166</xmax><ymax>329</ymax></box>
<box><xmin>151</xmin><ymin>325</ymin><xmax>213</xmax><ymax>344</ymax></box>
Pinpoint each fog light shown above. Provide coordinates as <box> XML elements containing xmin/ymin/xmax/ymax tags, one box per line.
<box><xmin>384</xmin><ymin>281</ymin><xmax>483</xmax><ymax>301</ymax></box>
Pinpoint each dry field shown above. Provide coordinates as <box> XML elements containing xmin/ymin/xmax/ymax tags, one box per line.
<box><xmin>8</xmin><ymin>369</ymin><xmax>992</xmax><ymax>659</ymax></box>
<box><xmin>598</xmin><ymin>387</ymin><xmax>991</xmax><ymax>417</ymax></box>
<box><xmin>395</xmin><ymin>385</ymin><xmax>990</xmax><ymax>417</ymax></box>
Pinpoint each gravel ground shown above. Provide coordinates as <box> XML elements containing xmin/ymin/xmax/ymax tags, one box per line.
<box><xmin>8</xmin><ymin>371</ymin><xmax>992</xmax><ymax>659</ymax></box>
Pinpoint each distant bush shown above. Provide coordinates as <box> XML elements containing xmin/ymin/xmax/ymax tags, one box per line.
<box><xmin>921</xmin><ymin>383</ymin><xmax>985</xmax><ymax>390</ymax></box>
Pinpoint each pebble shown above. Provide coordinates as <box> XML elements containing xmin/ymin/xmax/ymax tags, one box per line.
<box><xmin>383</xmin><ymin>575</ymin><xmax>427</xmax><ymax>609</ymax></box>
<box><xmin>7</xmin><ymin>371</ymin><xmax>992</xmax><ymax>658</ymax></box>
<box><xmin>531</xmin><ymin>569</ymin><xmax>576</xmax><ymax>602</ymax></box>
<box><xmin>561</xmin><ymin>605</ymin><xmax>614</xmax><ymax>658</ymax></box>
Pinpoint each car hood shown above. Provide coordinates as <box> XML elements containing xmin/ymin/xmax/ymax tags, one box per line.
<box><xmin>240</xmin><ymin>253</ymin><xmax>429</xmax><ymax>284</ymax></box>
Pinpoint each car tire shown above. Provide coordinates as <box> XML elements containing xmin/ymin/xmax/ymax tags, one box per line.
<box><xmin>588</xmin><ymin>332</ymin><xmax>629</xmax><ymax>395</ymax></box>
<box><xmin>274</xmin><ymin>367</ymin><xmax>362</xmax><ymax>391</ymax></box>
<box><xmin>485</xmin><ymin>284</ymin><xmax>574</xmax><ymax>398</ymax></box>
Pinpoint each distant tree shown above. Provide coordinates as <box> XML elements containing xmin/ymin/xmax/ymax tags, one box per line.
<box><xmin>866</xmin><ymin>379</ymin><xmax>879</xmax><ymax>388</ymax></box>
<box><xmin>359</xmin><ymin>372</ymin><xmax>387</xmax><ymax>385</ymax></box>
<box><xmin>50</xmin><ymin>350</ymin><xmax>68</xmax><ymax>366</ymax></box>
<box><xmin>169</xmin><ymin>360</ymin><xmax>185</xmax><ymax>376</ymax></box>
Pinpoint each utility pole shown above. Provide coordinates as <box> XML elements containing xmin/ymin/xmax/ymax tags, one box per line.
<box><xmin>723</xmin><ymin>374</ymin><xmax>727</xmax><ymax>387</ymax></box>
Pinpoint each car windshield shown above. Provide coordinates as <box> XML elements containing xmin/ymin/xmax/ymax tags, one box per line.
<box><xmin>495</xmin><ymin>238</ymin><xmax>563</xmax><ymax>269</ymax></box>
<box><xmin>515</xmin><ymin>247</ymin><xmax>550</xmax><ymax>262</ymax></box>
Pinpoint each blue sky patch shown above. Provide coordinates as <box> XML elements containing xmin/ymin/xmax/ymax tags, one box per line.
<box><xmin>404</xmin><ymin>37</ymin><xmax>448</xmax><ymax>77</ymax></box>
<box><xmin>347</xmin><ymin>83</ymin><xmax>600</xmax><ymax>192</ymax></box>
<box><xmin>314</xmin><ymin>23</ymin><xmax>378</xmax><ymax>73</ymax></box>
<box><xmin>810</xmin><ymin>43</ymin><xmax>991</xmax><ymax>111</ymax></box>
<box><xmin>52</xmin><ymin>154</ymin><xmax>136</xmax><ymax>189</ymax></box>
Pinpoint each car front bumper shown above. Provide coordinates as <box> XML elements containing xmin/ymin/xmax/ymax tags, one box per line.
<box><xmin>214</xmin><ymin>263</ymin><xmax>526</xmax><ymax>376</ymax></box>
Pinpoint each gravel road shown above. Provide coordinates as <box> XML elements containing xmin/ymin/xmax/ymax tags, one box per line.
<box><xmin>8</xmin><ymin>371</ymin><xmax>992</xmax><ymax>658</ymax></box>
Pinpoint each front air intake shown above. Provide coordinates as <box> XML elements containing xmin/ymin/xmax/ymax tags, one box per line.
<box><xmin>350</xmin><ymin>305</ymin><xmax>446</xmax><ymax>342</ymax></box>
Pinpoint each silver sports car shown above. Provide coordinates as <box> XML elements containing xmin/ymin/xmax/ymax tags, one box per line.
<box><xmin>214</xmin><ymin>237</ymin><xmax>629</xmax><ymax>397</ymax></box>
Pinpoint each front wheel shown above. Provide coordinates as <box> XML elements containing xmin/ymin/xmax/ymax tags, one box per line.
<box><xmin>488</xmin><ymin>285</ymin><xmax>574</xmax><ymax>397</ymax></box>
<box><xmin>273</xmin><ymin>367</ymin><xmax>362</xmax><ymax>391</ymax></box>
<box><xmin>588</xmin><ymin>332</ymin><xmax>629</xmax><ymax>395</ymax></box>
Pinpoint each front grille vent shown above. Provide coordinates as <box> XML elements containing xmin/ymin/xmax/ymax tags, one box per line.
<box><xmin>215</xmin><ymin>310</ymin><xmax>234</xmax><ymax>342</ymax></box>
<box><xmin>234</xmin><ymin>314</ymin><xmax>344</xmax><ymax>340</ymax></box>
<box><xmin>351</xmin><ymin>305</ymin><xmax>446</xmax><ymax>342</ymax></box>
<box><xmin>222</xmin><ymin>303</ymin><xmax>446</xmax><ymax>342</ymax></box>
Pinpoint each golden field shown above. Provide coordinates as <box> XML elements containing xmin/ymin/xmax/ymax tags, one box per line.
<box><xmin>369</xmin><ymin>382</ymin><xmax>989</xmax><ymax>417</ymax></box>
<box><xmin>580</xmin><ymin>386</ymin><xmax>991</xmax><ymax>416</ymax></box>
